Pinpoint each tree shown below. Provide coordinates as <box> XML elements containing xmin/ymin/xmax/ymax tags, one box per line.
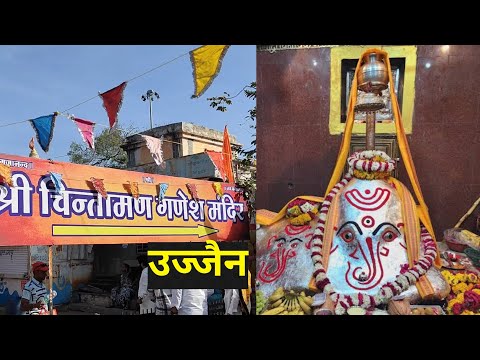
<box><xmin>68</xmin><ymin>127</ymin><xmax>132</xmax><ymax>169</ymax></box>
<box><xmin>207</xmin><ymin>82</ymin><xmax>256</xmax><ymax>213</ymax></box>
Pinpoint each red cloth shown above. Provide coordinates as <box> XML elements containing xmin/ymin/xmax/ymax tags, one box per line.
<box><xmin>222</xmin><ymin>126</ymin><xmax>235</xmax><ymax>183</ymax></box>
<box><xmin>99</xmin><ymin>82</ymin><xmax>127</xmax><ymax>128</ymax></box>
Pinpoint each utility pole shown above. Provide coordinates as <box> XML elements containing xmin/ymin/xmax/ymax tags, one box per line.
<box><xmin>141</xmin><ymin>90</ymin><xmax>160</xmax><ymax>129</ymax></box>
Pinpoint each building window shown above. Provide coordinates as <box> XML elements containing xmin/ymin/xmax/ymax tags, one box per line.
<box><xmin>136</xmin><ymin>243</ymin><xmax>148</xmax><ymax>254</ymax></box>
<box><xmin>341</xmin><ymin>58</ymin><xmax>405</xmax><ymax>124</ymax></box>
<box><xmin>128</xmin><ymin>151</ymin><xmax>135</xmax><ymax>168</ymax></box>
<box><xmin>329</xmin><ymin>45</ymin><xmax>417</xmax><ymax>135</ymax></box>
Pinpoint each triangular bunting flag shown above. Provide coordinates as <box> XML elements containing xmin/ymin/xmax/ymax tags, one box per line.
<box><xmin>28</xmin><ymin>137</ymin><xmax>40</xmax><ymax>158</ymax></box>
<box><xmin>212</xmin><ymin>182</ymin><xmax>224</xmax><ymax>197</ymax></box>
<box><xmin>49</xmin><ymin>172</ymin><xmax>65</xmax><ymax>195</ymax></box>
<box><xmin>90</xmin><ymin>177</ymin><xmax>108</xmax><ymax>199</ymax></box>
<box><xmin>29</xmin><ymin>113</ymin><xmax>57</xmax><ymax>153</ymax></box>
<box><xmin>158</xmin><ymin>183</ymin><xmax>168</xmax><ymax>202</ymax></box>
<box><xmin>222</xmin><ymin>126</ymin><xmax>235</xmax><ymax>183</ymax></box>
<box><xmin>128</xmin><ymin>181</ymin><xmax>140</xmax><ymax>200</ymax></box>
<box><xmin>72</xmin><ymin>117</ymin><xmax>95</xmax><ymax>150</ymax></box>
<box><xmin>99</xmin><ymin>82</ymin><xmax>127</xmax><ymax>129</ymax></box>
<box><xmin>0</xmin><ymin>163</ymin><xmax>13</xmax><ymax>187</ymax></box>
<box><xmin>141</xmin><ymin>135</ymin><xmax>165</xmax><ymax>168</ymax></box>
<box><xmin>205</xmin><ymin>149</ymin><xmax>227</xmax><ymax>182</ymax></box>
<box><xmin>186</xmin><ymin>183</ymin><xmax>199</xmax><ymax>202</ymax></box>
<box><xmin>190</xmin><ymin>45</ymin><xmax>230</xmax><ymax>98</ymax></box>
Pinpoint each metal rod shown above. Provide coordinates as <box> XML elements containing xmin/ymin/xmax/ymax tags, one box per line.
<box><xmin>48</xmin><ymin>245</ymin><xmax>53</xmax><ymax>315</ymax></box>
<box><xmin>365</xmin><ymin>112</ymin><xmax>376</xmax><ymax>150</ymax></box>
<box><xmin>149</xmin><ymin>98</ymin><xmax>153</xmax><ymax>129</ymax></box>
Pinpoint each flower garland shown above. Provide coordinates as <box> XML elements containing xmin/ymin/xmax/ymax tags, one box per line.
<box><xmin>311</xmin><ymin>174</ymin><xmax>437</xmax><ymax>315</ymax></box>
<box><xmin>347</xmin><ymin>150</ymin><xmax>396</xmax><ymax>180</ymax></box>
<box><xmin>442</xmin><ymin>270</ymin><xmax>480</xmax><ymax>315</ymax></box>
<box><xmin>286</xmin><ymin>199</ymin><xmax>319</xmax><ymax>226</ymax></box>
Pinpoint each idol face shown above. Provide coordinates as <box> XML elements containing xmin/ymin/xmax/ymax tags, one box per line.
<box><xmin>257</xmin><ymin>220</ymin><xmax>314</xmax><ymax>296</ymax></box>
<box><xmin>327</xmin><ymin>179</ymin><xmax>409</xmax><ymax>295</ymax></box>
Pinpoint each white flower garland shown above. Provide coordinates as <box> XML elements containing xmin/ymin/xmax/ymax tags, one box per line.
<box><xmin>347</xmin><ymin>150</ymin><xmax>396</xmax><ymax>174</ymax></box>
<box><xmin>311</xmin><ymin>174</ymin><xmax>437</xmax><ymax>315</ymax></box>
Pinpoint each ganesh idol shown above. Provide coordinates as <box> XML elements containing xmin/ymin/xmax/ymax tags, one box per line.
<box><xmin>256</xmin><ymin>48</ymin><xmax>450</xmax><ymax>315</ymax></box>
<box><xmin>310</xmin><ymin>150</ymin><xmax>449</xmax><ymax>314</ymax></box>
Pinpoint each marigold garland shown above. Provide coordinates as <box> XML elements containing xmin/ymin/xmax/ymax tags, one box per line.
<box><xmin>353</xmin><ymin>169</ymin><xmax>391</xmax><ymax>180</ymax></box>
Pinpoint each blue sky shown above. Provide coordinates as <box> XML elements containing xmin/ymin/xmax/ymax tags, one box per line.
<box><xmin>0</xmin><ymin>45</ymin><xmax>256</xmax><ymax>161</ymax></box>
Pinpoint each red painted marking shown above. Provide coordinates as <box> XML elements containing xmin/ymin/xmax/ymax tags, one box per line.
<box><xmin>344</xmin><ymin>188</ymin><xmax>390</xmax><ymax>211</ymax></box>
<box><xmin>284</xmin><ymin>224</ymin><xmax>310</xmax><ymax>236</ymax></box>
<box><xmin>345</xmin><ymin>240</ymin><xmax>385</xmax><ymax>291</ymax></box>
<box><xmin>365</xmin><ymin>189</ymin><xmax>371</xmax><ymax>194</ymax></box>
<box><xmin>258</xmin><ymin>248</ymin><xmax>295</xmax><ymax>283</ymax></box>
<box><xmin>349</xmin><ymin>245</ymin><xmax>360</xmax><ymax>259</ymax></box>
<box><xmin>266</xmin><ymin>235</ymin><xmax>278</xmax><ymax>249</ymax></box>
<box><xmin>260</xmin><ymin>224</ymin><xmax>314</xmax><ymax>284</ymax></box>
<box><xmin>380</xmin><ymin>246</ymin><xmax>390</xmax><ymax>256</ymax></box>
<box><xmin>361</xmin><ymin>216</ymin><xmax>375</xmax><ymax>228</ymax></box>
<box><xmin>330</xmin><ymin>245</ymin><xmax>338</xmax><ymax>254</ymax></box>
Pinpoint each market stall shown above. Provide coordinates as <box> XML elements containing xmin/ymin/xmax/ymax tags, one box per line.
<box><xmin>0</xmin><ymin>152</ymin><xmax>250</xmax><ymax>314</ymax></box>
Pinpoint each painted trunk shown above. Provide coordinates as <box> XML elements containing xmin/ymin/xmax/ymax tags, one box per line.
<box><xmin>326</xmin><ymin>178</ymin><xmax>408</xmax><ymax>295</ymax></box>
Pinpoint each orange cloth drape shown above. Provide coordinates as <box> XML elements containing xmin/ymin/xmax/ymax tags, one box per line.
<box><xmin>323</xmin><ymin>48</ymin><xmax>440</xmax><ymax>297</ymax></box>
<box><xmin>223</xmin><ymin>126</ymin><xmax>235</xmax><ymax>183</ymax></box>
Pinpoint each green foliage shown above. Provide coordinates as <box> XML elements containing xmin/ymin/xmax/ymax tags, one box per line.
<box><xmin>207</xmin><ymin>82</ymin><xmax>256</xmax><ymax>213</ymax></box>
<box><xmin>68</xmin><ymin>127</ymin><xmax>132</xmax><ymax>169</ymax></box>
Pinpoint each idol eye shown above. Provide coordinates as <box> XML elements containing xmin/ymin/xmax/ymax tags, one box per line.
<box><xmin>340</xmin><ymin>230</ymin><xmax>355</xmax><ymax>243</ymax></box>
<box><xmin>290</xmin><ymin>242</ymin><xmax>299</xmax><ymax>249</ymax></box>
<box><xmin>382</xmin><ymin>230</ymin><xmax>398</xmax><ymax>242</ymax></box>
<box><xmin>276</xmin><ymin>241</ymin><xmax>285</xmax><ymax>248</ymax></box>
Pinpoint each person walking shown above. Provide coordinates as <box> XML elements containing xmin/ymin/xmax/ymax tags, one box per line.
<box><xmin>137</xmin><ymin>255</ymin><xmax>156</xmax><ymax>315</ymax></box>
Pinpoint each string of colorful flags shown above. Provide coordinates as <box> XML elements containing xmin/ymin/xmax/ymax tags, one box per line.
<box><xmin>28</xmin><ymin>115</ymin><xmax>237</xmax><ymax>184</ymax></box>
<box><xmin>0</xmin><ymin>163</ymin><xmax>227</xmax><ymax>201</ymax></box>
<box><xmin>1</xmin><ymin>128</ymin><xmax>237</xmax><ymax>195</ymax></box>
<box><xmin>1</xmin><ymin>45</ymin><xmax>231</xmax><ymax>157</ymax></box>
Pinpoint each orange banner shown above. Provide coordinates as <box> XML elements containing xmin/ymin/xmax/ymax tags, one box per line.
<box><xmin>0</xmin><ymin>153</ymin><xmax>249</xmax><ymax>246</ymax></box>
